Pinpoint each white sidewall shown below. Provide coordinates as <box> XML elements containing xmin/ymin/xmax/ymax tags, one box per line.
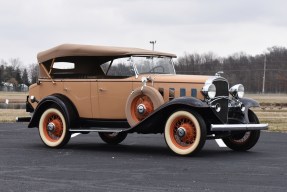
<box><xmin>164</xmin><ymin>111</ymin><xmax>201</xmax><ymax>155</ymax></box>
<box><xmin>39</xmin><ymin>108</ymin><xmax>67</xmax><ymax>147</ymax></box>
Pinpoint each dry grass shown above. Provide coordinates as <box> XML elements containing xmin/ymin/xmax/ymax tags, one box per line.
<box><xmin>246</xmin><ymin>94</ymin><xmax>287</xmax><ymax>132</ymax></box>
<box><xmin>0</xmin><ymin>91</ymin><xmax>27</xmax><ymax>103</ymax></box>
<box><xmin>252</xmin><ymin>108</ymin><xmax>287</xmax><ymax>132</ymax></box>
<box><xmin>0</xmin><ymin>109</ymin><xmax>29</xmax><ymax>122</ymax></box>
<box><xmin>246</xmin><ymin>94</ymin><xmax>287</xmax><ymax>105</ymax></box>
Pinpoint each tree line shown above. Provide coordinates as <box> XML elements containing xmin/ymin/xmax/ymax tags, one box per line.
<box><xmin>1</xmin><ymin>46</ymin><xmax>287</xmax><ymax>93</ymax></box>
<box><xmin>0</xmin><ymin>58</ymin><xmax>38</xmax><ymax>91</ymax></box>
<box><xmin>175</xmin><ymin>46</ymin><xmax>287</xmax><ymax>93</ymax></box>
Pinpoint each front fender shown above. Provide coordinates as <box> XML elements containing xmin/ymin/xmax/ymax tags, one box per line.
<box><xmin>129</xmin><ymin>97</ymin><xmax>209</xmax><ymax>134</ymax></box>
<box><xmin>239</xmin><ymin>98</ymin><xmax>260</xmax><ymax>109</ymax></box>
<box><xmin>228</xmin><ymin>98</ymin><xmax>260</xmax><ymax>124</ymax></box>
<box><xmin>164</xmin><ymin>97</ymin><xmax>209</xmax><ymax>108</ymax></box>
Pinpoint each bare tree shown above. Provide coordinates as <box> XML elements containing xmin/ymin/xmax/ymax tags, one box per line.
<box><xmin>29</xmin><ymin>63</ymin><xmax>39</xmax><ymax>84</ymax></box>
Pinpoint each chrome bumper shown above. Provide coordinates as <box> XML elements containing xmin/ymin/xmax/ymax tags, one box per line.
<box><xmin>211</xmin><ymin>123</ymin><xmax>268</xmax><ymax>131</ymax></box>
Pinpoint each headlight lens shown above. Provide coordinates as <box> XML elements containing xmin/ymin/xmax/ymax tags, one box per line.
<box><xmin>229</xmin><ymin>84</ymin><xmax>244</xmax><ymax>99</ymax></box>
<box><xmin>202</xmin><ymin>84</ymin><xmax>216</xmax><ymax>99</ymax></box>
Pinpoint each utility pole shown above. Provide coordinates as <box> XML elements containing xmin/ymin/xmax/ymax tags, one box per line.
<box><xmin>262</xmin><ymin>54</ymin><xmax>266</xmax><ymax>94</ymax></box>
<box><xmin>150</xmin><ymin>41</ymin><xmax>156</xmax><ymax>51</ymax></box>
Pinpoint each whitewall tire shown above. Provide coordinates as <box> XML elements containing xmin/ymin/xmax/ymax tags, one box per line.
<box><xmin>164</xmin><ymin>110</ymin><xmax>206</xmax><ymax>156</ymax></box>
<box><xmin>39</xmin><ymin>108</ymin><xmax>71</xmax><ymax>148</ymax></box>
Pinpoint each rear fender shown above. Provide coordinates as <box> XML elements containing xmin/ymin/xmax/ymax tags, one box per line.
<box><xmin>28</xmin><ymin>94</ymin><xmax>79</xmax><ymax>128</ymax></box>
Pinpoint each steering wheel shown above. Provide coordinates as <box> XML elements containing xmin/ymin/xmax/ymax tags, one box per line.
<box><xmin>149</xmin><ymin>65</ymin><xmax>165</xmax><ymax>73</ymax></box>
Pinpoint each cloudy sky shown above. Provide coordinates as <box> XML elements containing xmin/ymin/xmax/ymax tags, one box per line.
<box><xmin>0</xmin><ymin>0</ymin><xmax>287</xmax><ymax>65</ymax></box>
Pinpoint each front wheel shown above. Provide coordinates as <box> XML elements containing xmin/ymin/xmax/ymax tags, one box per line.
<box><xmin>39</xmin><ymin>108</ymin><xmax>71</xmax><ymax>148</ymax></box>
<box><xmin>164</xmin><ymin>110</ymin><xmax>206</xmax><ymax>156</ymax></box>
<box><xmin>98</xmin><ymin>132</ymin><xmax>128</xmax><ymax>145</ymax></box>
<box><xmin>222</xmin><ymin>110</ymin><xmax>261</xmax><ymax>151</ymax></box>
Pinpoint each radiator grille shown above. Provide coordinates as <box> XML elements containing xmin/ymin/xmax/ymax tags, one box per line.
<box><xmin>211</xmin><ymin>79</ymin><xmax>229</xmax><ymax>123</ymax></box>
<box><xmin>213</xmin><ymin>80</ymin><xmax>229</xmax><ymax>97</ymax></box>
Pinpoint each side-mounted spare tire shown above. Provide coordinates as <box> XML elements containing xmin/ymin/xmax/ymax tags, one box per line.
<box><xmin>125</xmin><ymin>86</ymin><xmax>164</xmax><ymax>127</ymax></box>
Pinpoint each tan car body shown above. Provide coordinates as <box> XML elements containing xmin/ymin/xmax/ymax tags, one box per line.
<box><xmin>29</xmin><ymin>74</ymin><xmax>209</xmax><ymax>119</ymax></box>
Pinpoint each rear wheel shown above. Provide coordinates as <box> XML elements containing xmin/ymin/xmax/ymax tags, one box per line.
<box><xmin>164</xmin><ymin>110</ymin><xmax>206</xmax><ymax>156</ymax></box>
<box><xmin>223</xmin><ymin>110</ymin><xmax>261</xmax><ymax>151</ymax></box>
<box><xmin>98</xmin><ymin>132</ymin><xmax>128</xmax><ymax>145</ymax></box>
<box><xmin>39</xmin><ymin>108</ymin><xmax>71</xmax><ymax>148</ymax></box>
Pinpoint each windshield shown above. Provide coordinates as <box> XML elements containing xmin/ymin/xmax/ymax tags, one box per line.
<box><xmin>132</xmin><ymin>56</ymin><xmax>176</xmax><ymax>75</ymax></box>
<box><xmin>100</xmin><ymin>56</ymin><xmax>176</xmax><ymax>77</ymax></box>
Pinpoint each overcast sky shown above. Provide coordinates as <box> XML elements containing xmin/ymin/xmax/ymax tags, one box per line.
<box><xmin>1</xmin><ymin>0</ymin><xmax>287</xmax><ymax>65</ymax></box>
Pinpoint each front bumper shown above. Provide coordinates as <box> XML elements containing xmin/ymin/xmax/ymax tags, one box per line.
<box><xmin>211</xmin><ymin>123</ymin><xmax>268</xmax><ymax>131</ymax></box>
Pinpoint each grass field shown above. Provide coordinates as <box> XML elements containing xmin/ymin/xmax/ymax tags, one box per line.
<box><xmin>246</xmin><ymin>93</ymin><xmax>287</xmax><ymax>106</ymax></box>
<box><xmin>252</xmin><ymin>108</ymin><xmax>287</xmax><ymax>132</ymax></box>
<box><xmin>0</xmin><ymin>92</ymin><xmax>286</xmax><ymax>132</ymax></box>
<box><xmin>0</xmin><ymin>91</ymin><xmax>27</xmax><ymax>103</ymax></box>
<box><xmin>0</xmin><ymin>109</ymin><xmax>29</xmax><ymax>122</ymax></box>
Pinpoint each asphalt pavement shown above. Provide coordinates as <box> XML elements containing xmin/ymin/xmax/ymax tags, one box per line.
<box><xmin>0</xmin><ymin>123</ymin><xmax>286</xmax><ymax>192</ymax></box>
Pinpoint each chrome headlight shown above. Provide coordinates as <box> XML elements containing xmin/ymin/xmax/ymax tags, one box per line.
<box><xmin>202</xmin><ymin>84</ymin><xmax>216</xmax><ymax>99</ymax></box>
<box><xmin>229</xmin><ymin>84</ymin><xmax>244</xmax><ymax>99</ymax></box>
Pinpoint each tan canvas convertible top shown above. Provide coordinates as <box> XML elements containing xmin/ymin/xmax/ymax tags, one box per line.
<box><xmin>37</xmin><ymin>44</ymin><xmax>177</xmax><ymax>63</ymax></box>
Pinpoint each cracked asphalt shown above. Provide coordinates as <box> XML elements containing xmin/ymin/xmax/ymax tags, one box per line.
<box><xmin>0</xmin><ymin>123</ymin><xmax>287</xmax><ymax>192</ymax></box>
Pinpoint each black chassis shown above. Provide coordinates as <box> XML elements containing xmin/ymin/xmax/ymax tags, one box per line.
<box><xmin>25</xmin><ymin>94</ymin><xmax>262</xmax><ymax>137</ymax></box>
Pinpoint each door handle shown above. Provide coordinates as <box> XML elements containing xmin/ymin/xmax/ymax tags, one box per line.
<box><xmin>99</xmin><ymin>88</ymin><xmax>107</xmax><ymax>92</ymax></box>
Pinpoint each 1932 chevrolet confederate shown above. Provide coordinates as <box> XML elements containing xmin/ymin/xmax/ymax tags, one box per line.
<box><xmin>20</xmin><ymin>44</ymin><xmax>268</xmax><ymax>156</ymax></box>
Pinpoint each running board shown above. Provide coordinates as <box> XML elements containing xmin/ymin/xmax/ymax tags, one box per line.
<box><xmin>69</xmin><ymin>128</ymin><xmax>129</xmax><ymax>133</ymax></box>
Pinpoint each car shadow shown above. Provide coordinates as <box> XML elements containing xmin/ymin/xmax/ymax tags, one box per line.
<box><xmin>31</xmin><ymin>141</ymin><xmax>264</xmax><ymax>159</ymax></box>
<box><xmin>64</xmin><ymin>142</ymin><xmax>173</xmax><ymax>157</ymax></box>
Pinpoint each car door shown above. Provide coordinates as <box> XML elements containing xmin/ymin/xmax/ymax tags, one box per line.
<box><xmin>97</xmin><ymin>79</ymin><xmax>133</xmax><ymax>119</ymax></box>
<box><xmin>63</xmin><ymin>80</ymin><xmax>92</xmax><ymax>118</ymax></box>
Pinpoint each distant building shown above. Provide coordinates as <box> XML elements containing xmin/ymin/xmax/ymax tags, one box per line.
<box><xmin>0</xmin><ymin>82</ymin><xmax>14</xmax><ymax>91</ymax></box>
<box><xmin>18</xmin><ymin>84</ymin><xmax>28</xmax><ymax>92</ymax></box>
<box><xmin>0</xmin><ymin>82</ymin><xmax>28</xmax><ymax>92</ymax></box>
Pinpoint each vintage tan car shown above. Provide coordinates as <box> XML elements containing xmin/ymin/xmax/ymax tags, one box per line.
<box><xmin>20</xmin><ymin>44</ymin><xmax>268</xmax><ymax>156</ymax></box>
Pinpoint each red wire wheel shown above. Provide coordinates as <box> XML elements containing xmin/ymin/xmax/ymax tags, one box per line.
<box><xmin>164</xmin><ymin>110</ymin><xmax>206</xmax><ymax>156</ymax></box>
<box><xmin>125</xmin><ymin>86</ymin><xmax>164</xmax><ymax>126</ymax></box>
<box><xmin>131</xmin><ymin>94</ymin><xmax>154</xmax><ymax>121</ymax></box>
<box><xmin>222</xmin><ymin>110</ymin><xmax>261</xmax><ymax>151</ymax></box>
<box><xmin>98</xmin><ymin>132</ymin><xmax>128</xmax><ymax>145</ymax></box>
<box><xmin>39</xmin><ymin>108</ymin><xmax>71</xmax><ymax>148</ymax></box>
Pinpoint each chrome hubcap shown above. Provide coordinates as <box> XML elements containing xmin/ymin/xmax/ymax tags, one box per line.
<box><xmin>177</xmin><ymin>127</ymin><xmax>186</xmax><ymax>137</ymax></box>
<box><xmin>137</xmin><ymin>104</ymin><xmax>146</xmax><ymax>114</ymax></box>
<box><xmin>47</xmin><ymin>122</ymin><xmax>55</xmax><ymax>132</ymax></box>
